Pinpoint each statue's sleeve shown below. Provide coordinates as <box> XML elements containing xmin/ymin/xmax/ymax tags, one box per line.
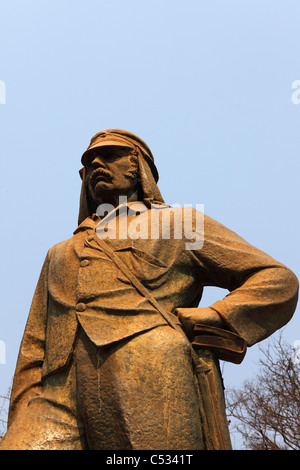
<box><xmin>191</xmin><ymin>211</ymin><xmax>299</xmax><ymax>346</ymax></box>
<box><xmin>7</xmin><ymin>251</ymin><xmax>50</xmax><ymax>427</ymax></box>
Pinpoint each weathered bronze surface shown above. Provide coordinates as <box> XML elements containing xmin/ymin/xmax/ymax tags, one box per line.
<box><xmin>0</xmin><ymin>129</ymin><xmax>298</xmax><ymax>450</ymax></box>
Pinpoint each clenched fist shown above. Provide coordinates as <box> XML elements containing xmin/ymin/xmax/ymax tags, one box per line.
<box><xmin>175</xmin><ymin>307</ymin><xmax>228</xmax><ymax>339</ymax></box>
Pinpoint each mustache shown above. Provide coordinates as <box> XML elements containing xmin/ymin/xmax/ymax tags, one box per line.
<box><xmin>91</xmin><ymin>167</ymin><xmax>113</xmax><ymax>183</ymax></box>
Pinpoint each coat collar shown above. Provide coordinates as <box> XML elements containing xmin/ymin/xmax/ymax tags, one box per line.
<box><xmin>73</xmin><ymin>200</ymin><xmax>151</xmax><ymax>235</ymax></box>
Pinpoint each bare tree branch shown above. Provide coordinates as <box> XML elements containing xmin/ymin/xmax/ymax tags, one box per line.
<box><xmin>226</xmin><ymin>332</ymin><xmax>300</xmax><ymax>450</ymax></box>
<box><xmin>0</xmin><ymin>388</ymin><xmax>11</xmax><ymax>441</ymax></box>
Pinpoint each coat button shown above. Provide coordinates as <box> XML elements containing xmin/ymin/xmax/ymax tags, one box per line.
<box><xmin>76</xmin><ymin>303</ymin><xmax>86</xmax><ymax>312</ymax></box>
<box><xmin>80</xmin><ymin>259</ymin><xmax>90</xmax><ymax>267</ymax></box>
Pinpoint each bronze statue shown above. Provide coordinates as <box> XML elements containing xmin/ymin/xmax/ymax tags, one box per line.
<box><xmin>0</xmin><ymin>129</ymin><xmax>298</xmax><ymax>450</ymax></box>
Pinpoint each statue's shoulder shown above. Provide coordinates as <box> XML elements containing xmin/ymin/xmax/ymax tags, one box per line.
<box><xmin>47</xmin><ymin>236</ymin><xmax>75</xmax><ymax>257</ymax></box>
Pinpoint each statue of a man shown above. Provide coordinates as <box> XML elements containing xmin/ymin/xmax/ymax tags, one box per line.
<box><xmin>0</xmin><ymin>129</ymin><xmax>298</xmax><ymax>450</ymax></box>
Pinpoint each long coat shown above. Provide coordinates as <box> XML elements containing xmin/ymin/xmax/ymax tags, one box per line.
<box><xmin>7</xmin><ymin>203</ymin><xmax>298</xmax><ymax>430</ymax></box>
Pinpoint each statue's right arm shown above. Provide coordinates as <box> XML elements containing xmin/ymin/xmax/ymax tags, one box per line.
<box><xmin>7</xmin><ymin>251</ymin><xmax>51</xmax><ymax>428</ymax></box>
<box><xmin>186</xmin><ymin>209</ymin><xmax>299</xmax><ymax>347</ymax></box>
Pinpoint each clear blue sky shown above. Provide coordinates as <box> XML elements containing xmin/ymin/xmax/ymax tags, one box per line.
<box><xmin>1</xmin><ymin>1</ymin><xmax>300</xmax><ymax>448</ymax></box>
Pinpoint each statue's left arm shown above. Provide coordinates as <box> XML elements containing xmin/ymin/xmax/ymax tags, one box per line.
<box><xmin>7</xmin><ymin>251</ymin><xmax>50</xmax><ymax>427</ymax></box>
<box><xmin>179</xmin><ymin>212</ymin><xmax>299</xmax><ymax>347</ymax></box>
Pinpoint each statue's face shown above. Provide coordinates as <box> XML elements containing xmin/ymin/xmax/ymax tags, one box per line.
<box><xmin>84</xmin><ymin>145</ymin><xmax>139</xmax><ymax>206</ymax></box>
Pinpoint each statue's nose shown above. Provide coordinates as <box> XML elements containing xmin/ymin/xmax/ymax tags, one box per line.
<box><xmin>91</xmin><ymin>156</ymin><xmax>107</xmax><ymax>168</ymax></box>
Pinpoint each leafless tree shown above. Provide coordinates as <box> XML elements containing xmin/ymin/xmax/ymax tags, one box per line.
<box><xmin>226</xmin><ymin>332</ymin><xmax>300</xmax><ymax>450</ymax></box>
<box><xmin>0</xmin><ymin>389</ymin><xmax>10</xmax><ymax>441</ymax></box>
